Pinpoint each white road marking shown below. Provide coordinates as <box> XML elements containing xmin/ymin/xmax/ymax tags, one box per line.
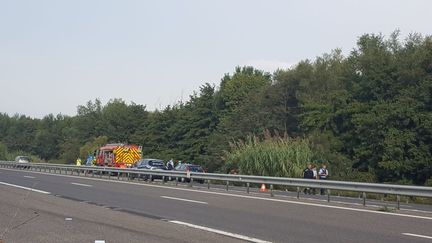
<box><xmin>95</xmin><ymin>240</ymin><xmax>106</xmax><ymax>243</ymax></box>
<box><xmin>402</xmin><ymin>233</ymin><xmax>432</xmax><ymax>239</ymax></box>
<box><xmin>71</xmin><ymin>182</ymin><xmax>93</xmax><ymax>187</ymax></box>
<box><xmin>403</xmin><ymin>208</ymin><xmax>432</xmax><ymax>214</ymax></box>
<box><xmin>170</xmin><ymin>220</ymin><xmax>271</xmax><ymax>243</ymax></box>
<box><xmin>2</xmin><ymin>167</ymin><xmax>432</xmax><ymax>220</ymax></box>
<box><xmin>65</xmin><ymin>217</ymin><xmax>72</xmax><ymax>221</ymax></box>
<box><xmin>161</xmin><ymin>196</ymin><xmax>208</xmax><ymax>204</ymax></box>
<box><xmin>23</xmin><ymin>175</ymin><xmax>35</xmax><ymax>179</ymax></box>
<box><xmin>0</xmin><ymin>181</ymin><xmax>50</xmax><ymax>194</ymax></box>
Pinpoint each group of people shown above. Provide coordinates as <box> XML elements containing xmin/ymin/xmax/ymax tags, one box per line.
<box><xmin>303</xmin><ymin>163</ymin><xmax>329</xmax><ymax>195</ymax></box>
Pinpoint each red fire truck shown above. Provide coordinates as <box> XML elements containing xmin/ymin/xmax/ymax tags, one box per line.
<box><xmin>95</xmin><ymin>143</ymin><xmax>142</xmax><ymax>168</ymax></box>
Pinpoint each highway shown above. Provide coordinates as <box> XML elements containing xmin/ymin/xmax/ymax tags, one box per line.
<box><xmin>1</xmin><ymin>168</ymin><xmax>432</xmax><ymax>243</ymax></box>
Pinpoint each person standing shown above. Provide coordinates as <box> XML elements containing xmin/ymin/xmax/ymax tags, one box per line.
<box><xmin>311</xmin><ymin>164</ymin><xmax>318</xmax><ymax>194</ymax></box>
<box><xmin>312</xmin><ymin>165</ymin><xmax>318</xmax><ymax>179</ymax></box>
<box><xmin>303</xmin><ymin>164</ymin><xmax>314</xmax><ymax>194</ymax></box>
<box><xmin>76</xmin><ymin>157</ymin><xmax>82</xmax><ymax>166</ymax></box>
<box><xmin>319</xmin><ymin>163</ymin><xmax>329</xmax><ymax>195</ymax></box>
<box><xmin>167</xmin><ymin>158</ymin><xmax>174</xmax><ymax>170</ymax></box>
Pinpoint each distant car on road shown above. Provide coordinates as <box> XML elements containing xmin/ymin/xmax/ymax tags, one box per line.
<box><xmin>15</xmin><ymin>156</ymin><xmax>31</xmax><ymax>163</ymax></box>
<box><xmin>14</xmin><ymin>156</ymin><xmax>31</xmax><ymax>168</ymax></box>
<box><xmin>175</xmin><ymin>163</ymin><xmax>205</xmax><ymax>183</ymax></box>
<box><xmin>132</xmin><ymin>159</ymin><xmax>167</xmax><ymax>181</ymax></box>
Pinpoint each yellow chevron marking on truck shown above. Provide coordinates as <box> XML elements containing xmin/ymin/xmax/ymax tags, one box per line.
<box><xmin>113</xmin><ymin>147</ymin><xmax>141</xmax><ymax>165</ymax></box>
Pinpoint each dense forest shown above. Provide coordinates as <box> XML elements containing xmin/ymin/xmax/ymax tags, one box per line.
<box><xmin>1</xmin><ymin>32</ymin><xmax>431</xmax><ymax>186</ymax></box>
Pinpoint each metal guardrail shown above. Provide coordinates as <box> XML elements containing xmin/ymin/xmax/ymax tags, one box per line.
<box><xmin>1</xmin><ymin>161</ymin><xmax>431</xmax><ymax>209</ymax></box>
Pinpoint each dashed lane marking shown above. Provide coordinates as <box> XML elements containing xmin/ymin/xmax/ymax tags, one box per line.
<box><xmin>402</xmin><ymin>233</ymin><xmax>432</xmax><ymax>240</ymax></box>
<box><xmin>71</xmin><ymin>182</ymin><xmax>93</xmax><ymax>187</ymax></box>
<box><xmin>0</xmin><ymin>181</ymin><xmax>50</xmax><ymax>194</ymax></box>
<box><xmin>170</xmin><ymin>220</ymin><xmax>272</xmax><ymax>243</ymax></box>
<box><xmin>161</xmin><ymin>196</ymin><xmax>208</xmax><ymax>204</ymax></box>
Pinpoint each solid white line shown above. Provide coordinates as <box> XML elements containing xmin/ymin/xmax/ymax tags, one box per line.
<box><xmin>23</xmin><ymin>175</ymin><xmax>35</xmax><ymax>179</ymax></box>
<box><xmin>170</xmin><ymin>220</ymin><xmax>271</xmax><ymax>243</ymax></box>
<box><xmin>0</xmin><ymin>181</ymin><xmax>50</xmax><ymax>194</ymax></box>
<box><xmin>71</xmin><ymin>182</ymin><xmax>93</xmax><ymax>187</ymax></box>
<box><xmin>403</xmin><ymin>208</ymin><xmax>432</xmax><ymax>214</ymax></box>
<box><xmin>402</xmin><ymin>233</ymin><xmax>432</xmax><ymax>239</ymax></box>
<box><xmin>161</xmin><ymin>196</ymin><xmax>208</xmax><ymax>204</ymax></box>
<box><xmin>94</xmin><ymin>240</ymin><xmax>106</xmax><ymax>243</ymax></box>
<box><xmin>2</xmin><ymin>167</ymin><xmax>432</xmax><ymax>221</ymax></box>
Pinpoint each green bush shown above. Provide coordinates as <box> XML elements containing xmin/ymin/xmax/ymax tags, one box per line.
<box><xmin>0</xmin><ymin>142</ymin><xmax>8</xmax><ymax>160</ymax></box>
<box><xmin>425</xmin><ymin>177</ymin><xmax>432</xmax><ymax>187</ymax></box>
<box><xmin>224</xmin><ymin>132</ymin><xmax>312</xmax><ymax>177</ymax></box>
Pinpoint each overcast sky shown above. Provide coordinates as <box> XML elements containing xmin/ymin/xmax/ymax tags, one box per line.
<box><xmin>1</xmin><ymin>0</ymin><xmax>431</xmax><ymax>118</ymax></box>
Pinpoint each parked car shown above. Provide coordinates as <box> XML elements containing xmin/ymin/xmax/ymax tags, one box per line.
<box><xmin>14</xmin><ymin>156</ymin><xmax>31</xmax><ymax>168</ymax></box>
<box><xmin>131</xmin><ymin>159</ymin><xmax>167</xmax><ymax>181</ymax></box>
<box><xmin>15</xmin><ymin>156</ymin><xmax>31</xmax><ymax>163</ymax></box>
<box><xmin>175</xmin><ymin>163</ymin><xmax>205</xmax><ymax>183</ymax></box>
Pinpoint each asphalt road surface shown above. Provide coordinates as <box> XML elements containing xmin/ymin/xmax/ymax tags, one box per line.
<box><xmin>1</xmin><ymin>167</ymin><xmax>432</xmax><ymax>243</ymax></box>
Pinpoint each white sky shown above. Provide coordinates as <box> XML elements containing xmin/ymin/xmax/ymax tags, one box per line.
<box><xmin>0</xmin><ymin>0</ymin><xmax>431</xmax><ymax>118</ymax></box>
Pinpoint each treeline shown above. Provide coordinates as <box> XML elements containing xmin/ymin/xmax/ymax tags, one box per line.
<box><xmin>0</xmin><ymin>32</ymin><xmax>431</xmax><ymax>185</ymax></box>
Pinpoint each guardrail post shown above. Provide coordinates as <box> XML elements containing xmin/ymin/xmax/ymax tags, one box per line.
<box><xmin>189</xmin><ymin>178</ymin><xmax>193</xmax><ymax>187</ymax></box>
<box><xmin>162</xmin><ymin>176</ymin><xmax>165</xmax><ymax>184</ymax></box>
<box><xmin>226</xmin><ymin>181</ymin><xmax>229</xmax><ymax>191</ymax></box>
<box><xmin>207</xmin><ymin>180</ymin><xmax>210</xmax><ymax>189</ymax></box>
<box><xmin>397</xmin><ymin>195</ymin><xmax>400</xmax><ymax>210</ymax></box>
<box><xmin>297</xmin><ymin>187</ymin><xmax>300</xmax><ymax>199</ymax></box>
<box><xmin>270</xmin><ymin>184</ymin><xmax>274</xmax><ymax>197</ymax></box>
<box><xmin>247</xmin><ymin>183</ymin><xmax>250</xmax><ymax>194</ymax></box>
<box><xmin>327</xmin><ymin>189</ymin><xmax>331</xmax><ymax>202</ymax></box>
<box><xmin>100</xmin><ymin>171</ymin><xmax>103</xmax><ymax>179</ymax></box>
<box><xmin>362</xmin><ymin>192</ymin><xmax>366</xmax><ymax>206</ymax></box>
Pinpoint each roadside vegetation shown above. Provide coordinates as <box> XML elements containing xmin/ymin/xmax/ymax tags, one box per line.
<box><xmin>224</xmin><ymin>132</ymin><xmax>310</xmax><ymax>178</ymax></box>
<box><xmin>0</xmin><ymin>31</ymin><xmax>431</xmax><ymax>186</ymax></box>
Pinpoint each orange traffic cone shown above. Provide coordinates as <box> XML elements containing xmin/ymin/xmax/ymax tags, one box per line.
<box><xmin>259</xmin><ymin>183</ymin><xmax>267</xmax><ymax>192</ymax></box>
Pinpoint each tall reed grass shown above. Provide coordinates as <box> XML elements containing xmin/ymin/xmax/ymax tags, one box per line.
<box><xmin>225</xmin><ymin>131</ymin><xmax>311</xmax><ymax>177</ymax></box>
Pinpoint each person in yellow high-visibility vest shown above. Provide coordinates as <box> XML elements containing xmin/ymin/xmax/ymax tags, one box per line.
<box><xmin>76</xmin><ymin>158</ymin><xmax>82</xmax><ymax>166</ymax></box>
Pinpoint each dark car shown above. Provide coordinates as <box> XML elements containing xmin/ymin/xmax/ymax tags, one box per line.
<box><xmin>175</xmin><ymin>163</ymin><xmax>205</xmax><ymax>183</ymax></box>
<box><xmin>132</xmin><ymin>159</ymin><xmax>167</xmax><ymax>181</ymax></box>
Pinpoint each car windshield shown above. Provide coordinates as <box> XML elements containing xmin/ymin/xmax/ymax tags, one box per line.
<box><xmin>188</xmin><ymin>166</ymin><xmax>203</xmax><ymax>172</ymax></box>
